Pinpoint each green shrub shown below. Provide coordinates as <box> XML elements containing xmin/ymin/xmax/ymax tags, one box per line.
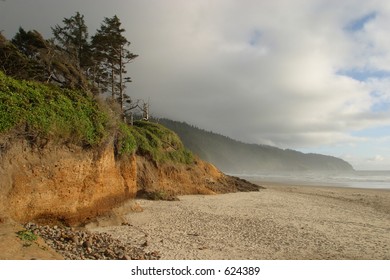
<box><xmin>16</xmin><ymin>230</ymin><xmax>38</xmax><ymax>242</ymax></box>
<box><xmin>0</xmin><ymin>71</ymin><xmax>109</xmax><ymax>146</ymax></box>
<box><xmin>117</xmin><ymin>122</ymin><xmax>137</xmax><ymax>155</ymax></box>
<box><xmin>0</xmin><ymin>71</ymin><xmax>193</xmax><ymax>165</ymax></box>
<box><xmin>133</xmin><ymin>121</ymin><xmax>194</xmax><ymax>164</ymax></box>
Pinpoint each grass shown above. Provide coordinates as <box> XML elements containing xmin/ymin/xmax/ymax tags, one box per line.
<box><xmin>16</xmin><ymin>229</ymin><xmax>38</xmax><ymax>242</ymax></box>
<box><xmin>16</xmin><ymin>229</ymin><xmax>38</xmax><ymax>247</ymax></box>
<box><xmin>117</xmin><ymin>122</ymin><xmax>137</xmax><ymax>155</ymax></box>
<box><xmin>131</xmin><ymin>121</ymin><xmax>194</xmax><ymax>164</ymax></box>
<box><xmin>0</xmin><ymin>71</ymin><xmax>194</xmax><ymax>165</ymax></box>
<box><xmin>0</xmin><ymin>71</ymin><xmax>109</xmax><ymax>147</ymax></box>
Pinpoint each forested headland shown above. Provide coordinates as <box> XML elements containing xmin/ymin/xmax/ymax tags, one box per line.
<box><xmin>0</xmin><ymin>12</ymin><xmax>193</xmax><ymax>162</ymax></box>
<box><xmin>1</xmin><ymin>12</ymin><xmax>145</xmax><ymax>118</ymax></box>
<box><xmin>159</xmin><ymin>119</ymin><xmax>355</xmax><ymax>173</ymax></box>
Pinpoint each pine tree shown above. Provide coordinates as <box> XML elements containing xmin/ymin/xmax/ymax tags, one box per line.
<box><xmin>12</xmin><ymin>28</ymin><xmax>89</xmax><ymax>89</ymax></box>
<box><xmin>0</xmin><ymin>32</ymin><xmax>31</xmax><ymax>79</ymax></box>
<box><xmin>51</xmin><ymin>12</ymin><xmax>91</xmax><ymax>71</ymax></box>
<box><xmin>11</xmin><ymin>27</ymin><xmax>49</xmax><ymax>80</ymax></box>
<box><xmin>91</xmin><ymin>15</ymin><xmax>138</xmax><ymax>115</ymax></box>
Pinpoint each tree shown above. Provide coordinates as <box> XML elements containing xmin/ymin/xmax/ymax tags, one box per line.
<box><xmin>91</xmin><ymin>15</ymin><xmax>138</xmax><ymax>116</ymax></box>
<box><xmin>0</xmin><ymin>32</ymin><xmax>31</xmax><ymax>79</ymax></box>
<box><xmin>51</xmin><ymin>12</ymin><xmax>91</xmax><ymax>71</ymax></box>
<box><xmin>11</xmin><ymin>28</ymin><xmax>89</xmax><ymax>89</ymax></box>
<box><xmin>12</xmin><ymin>27</ymin><xmax>45</xmax><ymax>59</ymax></box>
<box><xmin>11</xmin><ymin>27</ymin><xmax>50</xmax><ymax>80</ymax></box>
<box><xmin>2</xmin><ymin>14</ymin><xmax>139</xmax><ymax>107</ymax></box>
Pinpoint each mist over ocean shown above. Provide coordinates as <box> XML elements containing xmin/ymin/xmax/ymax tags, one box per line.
<box><xmin>236</xmin><ymin>170</ymin><xmax>390</xmax><ymax>189</ymax></box>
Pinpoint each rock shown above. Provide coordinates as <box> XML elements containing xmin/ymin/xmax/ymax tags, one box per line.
<box><xmin>83</xmin><ymin>240</ymin><xmax>92</xmax><ymax>248</ymax></box>
<box><xmin>23</xmin><ymin>222</ymin><xmax>161</xmax><ymax>260</ymax></box>
<box><xmin>71</xmin><ymin>236</ymin><xmax>79</xmax><ymax>244</ymax></box>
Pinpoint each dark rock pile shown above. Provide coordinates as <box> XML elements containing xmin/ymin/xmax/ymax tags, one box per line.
<box><xmin>24</xmin><ymin>222</ymin><xmax>160</xmax><ymax>260</ymax></box>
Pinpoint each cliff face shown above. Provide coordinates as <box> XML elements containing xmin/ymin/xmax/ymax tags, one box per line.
<box><xmin>0</xmin><ymin>72</ymin><xmax>260</xmax><ymax>227</ymax></box>
<box><xmin>0</xmin><ymin>137</ymin><xmax>137</xmax><ymax>225</ymax></box>
<box><xmin>0</xmin><ymin>136</ymin><xmax>260</xmax><ymax>226</ymax></box>
<box><xmin>135</xmin><ymin>155</ymin><xmax>259</xmax><ymax>197</ymax></box>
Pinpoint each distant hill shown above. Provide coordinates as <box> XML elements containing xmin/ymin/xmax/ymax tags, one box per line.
<box><xmin>158</xmin><ymin>119</ymin><xmax>355</xmax><ymax>173</ymax></box>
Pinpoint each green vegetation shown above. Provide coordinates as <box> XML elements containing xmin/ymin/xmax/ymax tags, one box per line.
<box><xmin>0</xmin><ymin>12</ymin><xmax>193</xmax><ymax>165</ymax></box>
<box><xmin>0</xmin><ymin>71</ymin><xmax>109</xmax><ymax>146</ymax></box>
<box><xmin>0</xmin><ymin>71</ymin><xmax>193</xmax><ymax>164</ymax></box>
<box><xmin>117</xmin><ymin>122</ymin><xmax>137</xmax><ymax>155</ymax></box>
<box><xmin>16</xmin><ymin>229</ymin><xmax>38</xmax><ymax>247</ymax></box>
<box><xmin>16</xmin><ymin>229</ymin><xmax>38</xmax><ymax>242</ymax></box>
<box><xmin>131</xmin><ymin>121</ymin><xmax>194</xmax><ymax>164</ymax></box>
<box><xmin>159</xmin><ymin>118</ymin><xmax>355</xmax><ymax>172</ymax></box>
<box><xmin>1</xmin><ymin>12</ymin><xmax>137</xmax><ymax>116</ymax></box>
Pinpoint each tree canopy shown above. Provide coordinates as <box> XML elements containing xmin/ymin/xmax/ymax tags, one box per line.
<box><xmin>92</xmin><ymin>15</ymin><xmax>138</xmax><ymax>111</ymax></box>
<box><xmin>0</xmin><ymin>13</ymin><xmax>138</xmax><ymax>116</ymax></box>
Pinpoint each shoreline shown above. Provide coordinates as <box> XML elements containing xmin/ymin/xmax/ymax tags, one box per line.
<box><xmin>91</xmin><ymin>182</ymin><xmax>390</xmax><ymax>260</ymax></box>
<box><xmin>253</xmin><ymin>180</ymin><xmax>390</xmax><ymax>192</ymax></box>
<box><xmin>242</xmin><ymin>176</ymin><xmax>390</xmax><ymax>190</ymax></box>
<box><xmin>2</xmin><ymin>182</ymin><xmax>389</xmax><ymax>260</ymax></box>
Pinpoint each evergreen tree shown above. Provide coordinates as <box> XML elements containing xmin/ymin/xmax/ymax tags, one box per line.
<box><xmin>11</xmin><ymin>27</ymin><xmax>49</xmax><ymax>80</ymax></box>
<box><xmin>51</xmin><ymin>12</ymin><xmax>91</xmax><ymax>71</ymax></box>
<box><xmin>12</xmin><ymin>27</ymin><xmax>46</xmax><ymax>58</ymax></box>
<box><xmin>12</xmin><ymin>28</ymin><xmax>89</xmax><ymax>89</ymax></box>
<box><xmin>1</xmin><ymin>13</ymin><xmax>138</xmax><ymax>104</ymax></box>
<box><xmin>91</xmin><ymin>15</ymin><xmax>138</xmax><ymax>115</ymax></box>
<box><xmin>0</xmin><ymin>32</ymin><xmax>31</xmax><ymax>79</ymax></box>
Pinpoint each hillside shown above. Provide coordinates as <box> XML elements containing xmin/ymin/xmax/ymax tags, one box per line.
<box><xmin>0</xmin><ymin>72</ymin><xmax>260</xmax><ymax>226</ymax></box>
<box><xmin>158</xmin><ymin>119</ymin><xmax>354</xmax><ymax>173</ymax></box>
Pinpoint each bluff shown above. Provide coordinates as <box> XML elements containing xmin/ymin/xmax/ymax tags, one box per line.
<box><xmin>0</xmin><ymin>72</ymin><xmax>260</xmax><ymax>226</ymax></box>
<box><xmin>0</xmin><ymin>134</ymin><xmax>258</xmax><ymax>226</ymax></box>
<box><xmin>158</xmin><ymin>119</ymin><xmax>355</xmax><ymax>173</ymax></box>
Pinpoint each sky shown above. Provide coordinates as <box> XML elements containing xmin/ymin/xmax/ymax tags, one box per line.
<box><xmin>1</xmin><ymin>0</ymin><xmax>390</xmax><ymax>170</ymax></box>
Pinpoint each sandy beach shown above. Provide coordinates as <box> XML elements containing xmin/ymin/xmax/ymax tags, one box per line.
<box><xmin>91</xmin><ymin>183</ymin><xmax>390</xmax><ymax>260</ymax></box>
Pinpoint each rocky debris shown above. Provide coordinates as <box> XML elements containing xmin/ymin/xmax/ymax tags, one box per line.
<box><xmin>228</xmin><ymin>176</ymin><xmax>265</xmax><ymax>192</ymax></box>
<box><xmin>24</xmin><ymin>222</ymin><xmax>160</xmax><ymax>260</ymax></box>
<box><xmin>136</xmin><ymin>189</ymin><xmax>180</xmax><ymax>201</ymax></box>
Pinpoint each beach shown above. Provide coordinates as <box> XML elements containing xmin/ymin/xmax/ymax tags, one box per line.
<box><xmin>91</xmin><ymin>183</ymin><xmax>390</xmax><ymax>260</ymax></box>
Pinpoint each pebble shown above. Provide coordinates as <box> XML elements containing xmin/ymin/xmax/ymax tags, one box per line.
<box><xmin>24</xmin><ymin>223</ymin><xmax>161</xmax><ymax>260</ymax></box>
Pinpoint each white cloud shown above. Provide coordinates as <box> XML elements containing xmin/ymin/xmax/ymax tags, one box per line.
<box><xmin>123</xmin><ymin>0</ymin><xmax>390</xmax><ymax>155</ymax></box>
<box><xmin>1</xmin><ymin>0</ymin><xmax>390</xmax><ymax>168</ymax></box>
<box><xmin>369</xmin><ymin>155</ymin><xmax>385</xmax><ymax>162</ymax></box>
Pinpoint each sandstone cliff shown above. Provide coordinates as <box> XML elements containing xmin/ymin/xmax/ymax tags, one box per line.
<box><xmin>0</xmin><ymin>71</ymin><xmax>260</xmax><ymax>226</ymax></box>
<box><xmin>0</xmin><ymin>135</ymin><xmax>260</xmax><ymax>226</ymax></box>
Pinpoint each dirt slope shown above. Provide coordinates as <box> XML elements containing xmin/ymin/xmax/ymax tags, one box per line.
<box><xmin>0</xmin><ymin>136</ymin><xmax>260</xmax><ymax>226</ymax></box>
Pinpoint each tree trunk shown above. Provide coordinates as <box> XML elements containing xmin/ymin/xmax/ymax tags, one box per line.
<box><xmin>119</xmin><ymin>46</ymin><xmax>124</xmax><ymax>118</ymax></box>
<box><xmin>111</xmin><ymin>63</ymin><xmax>115</xmax><ymax>101</ymax></box>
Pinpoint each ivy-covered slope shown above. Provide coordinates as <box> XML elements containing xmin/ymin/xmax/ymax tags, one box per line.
<box><xmin>0</xmin><ymin>71</ymin><xmax>109</xmax><ymax>146</ymax></box>
<box><xmin>0</xmin><ymin>71</ymin><xmax>193</xmax><ymax>164</ymax></box>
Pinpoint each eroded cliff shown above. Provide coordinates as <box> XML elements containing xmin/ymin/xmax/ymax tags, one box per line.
<box><xmin>0</xmin><ymin>71</ymin><xmax>260</xmax><ymax>226</ymax></box>
<box><xmin>0</xmin><ymin>135</ymin><xmax>260</xmax><ymax>226</ymax></box>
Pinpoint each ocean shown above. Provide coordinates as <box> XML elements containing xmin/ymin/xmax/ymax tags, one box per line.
<box><xmin>236</xmin><ymin>170</ymin><xmax>390</xmax><ymax>189</ymax></box>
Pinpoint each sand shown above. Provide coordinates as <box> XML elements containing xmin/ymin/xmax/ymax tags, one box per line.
<box><xmin>91</xmin><ymin>183</ymin><xmax>390</xmax><ymax>260</ymax></box>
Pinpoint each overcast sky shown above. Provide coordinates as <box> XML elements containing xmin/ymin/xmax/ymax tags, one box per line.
<box><xmin>1</xmin><ymin>0</ymin><xmax>390</xmax><ymax>170</ymax></box>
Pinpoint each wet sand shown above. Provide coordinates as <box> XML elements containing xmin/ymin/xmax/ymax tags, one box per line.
<box><xmin>92</xmin><ymin>183</ymin><xmax>390</xmax><ymax>259</ymax></box>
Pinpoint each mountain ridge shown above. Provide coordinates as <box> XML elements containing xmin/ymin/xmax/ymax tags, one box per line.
<box><xmin>158</xmin><ymin>118</ymin><xmax>354</xmax><ymax>173</ymax></box>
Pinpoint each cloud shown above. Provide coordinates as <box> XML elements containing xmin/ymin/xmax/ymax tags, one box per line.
<box><xmin>116</xmin><ymin>0</ymin><xmax>390</xmax><ymax>155</ymax></box>
<box><xmin>368</xmin><ymin>155</ymin><xmax>385</xmax><ymax>162</ymax></box>
<box><xmin>1</xmin><ymin>0</ymin><xmax>390</xmax><ymax>168</ymax></box>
